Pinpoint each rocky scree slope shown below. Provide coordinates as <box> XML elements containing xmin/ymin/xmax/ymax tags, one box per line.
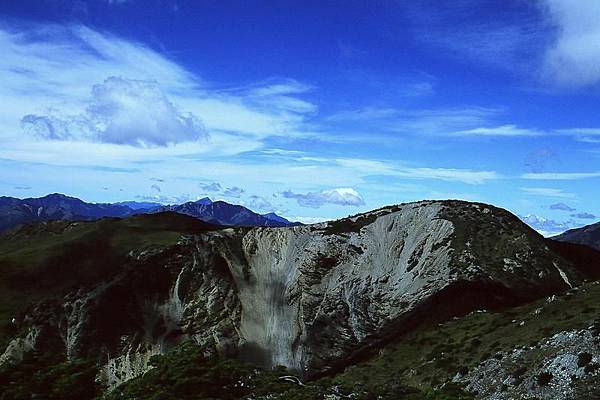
<box><xmin>0</xmin><ymin>200</ymin><xmax>588</xmax><ymax>392</ymax></box>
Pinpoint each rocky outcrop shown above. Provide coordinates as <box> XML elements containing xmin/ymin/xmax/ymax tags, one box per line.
<box><xmin>455</xmin><ymin>284</ymin><xmax>600</xmax><ymax>400</ymax></box>
<box><xmin>0</xmin><ymin>200</ymin><xmax>584</xmax><ymax>388</ymax></box>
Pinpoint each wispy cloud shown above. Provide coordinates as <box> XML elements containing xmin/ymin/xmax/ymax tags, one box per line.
<box><xmin>402</xmin><ymin>1</ymin><xmax>548</xmax><ymax>73</ymax></box>
<box><xmin>0</xmin><ymin>22</ymin><xmax>317</xmax><ymax>153</ymax></box>
<box><xmin>571</xmin><ymin>212</ymin><xmax>596</xmax><ymax>220</ymax></box>
<box><xmin>334</xmin><ymin>158</ymin><xmax>499</xmax><ymax>184</ymax></box>
<box><xmin>325</xmin><ymin>106</ymin><xmax>499</xmax><ymax>135</ymax></box>
<box><xmin>521</xmin><ymin>187</ymin><xmax>576</xmax><ymax>199</ymax></box>
<box><xmin>522</xmin><ymin>172</ymin><xmax>600</xmax><ymax>180</ymax></box>
<box><xmin>455</xmin><ymin>125</ymin><xmax>542</xmax><ymax>137</ymax></box>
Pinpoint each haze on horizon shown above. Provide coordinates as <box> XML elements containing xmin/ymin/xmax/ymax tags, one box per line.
<box><xmin>1</xmin><ymin>0</ymin><xmax>599</xmax><ymax>235</ymax></box>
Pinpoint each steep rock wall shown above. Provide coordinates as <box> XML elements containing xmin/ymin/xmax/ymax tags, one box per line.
<box><xmin>211</xmin><ymin>201</ymin><xmax>579</xmax><ymax>374</ymax></box>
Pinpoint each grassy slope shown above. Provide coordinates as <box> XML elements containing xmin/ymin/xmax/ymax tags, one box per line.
<box><xmin>0</xmin><ymin>212</ymin><xmax>217</xmax><ymax>349</ymax></box>
<box><xmin>333</xmin><ymin>282</ymin><xmax>600</xmax><ymax>391</ymax></box>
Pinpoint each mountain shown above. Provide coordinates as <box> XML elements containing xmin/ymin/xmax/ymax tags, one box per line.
<box><xmin>158</xmin><ymin>198</ymin><xmax>297</xmax><ymax>227</ymax></box>
<box><xmin>2</xmin><ymin>200</ymin><xmax>600</xmax><ymax>399</ymax></box>
<box><xmin>262</xmin><ymin>212</ymin><xmax>292</xmax><ymax>225</ymax></box>
<box><xmin>0</xmin><ymin>193</ymin><xmax>134</xmax><ymax>232</ymax></box>
<box><xmin>115</xmin><ymin>201</ymin><xmax>162</xmax><ymax>211</ymax></box>
<box><xmin>0</xmin><ymin>194</ymin><xmax>296</xmax><ymax>232</ymax></box>
<box><xmin>554</xmin><ymin>221</ymin><xmax>600</xmax><ymax>251</ymax></box>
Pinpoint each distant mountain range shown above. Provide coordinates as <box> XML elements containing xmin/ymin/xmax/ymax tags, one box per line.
<box><xmin>156</xmin><ymin>197</ymin><xmax>297</xmax><ymax>227</ymax></box>
<box><xmin>554</xmin><ymin>221</ymin><xmax>600</xmax><ymax>251</ymax></box>
<box><xmin>0</xmin><ymin>194</ymin><xmax>297</xmax><ymax>232</ymax></box>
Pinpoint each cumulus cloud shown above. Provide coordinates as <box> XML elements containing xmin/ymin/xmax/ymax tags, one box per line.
<box><xmin>0</xmin><ymin>22</ymin><xmax>317</xmax><ymax>158</ymax></box>
<box><xmin>223</xmin><ymin>186</ymin><xmax>245</xmax><ymax>198</ymax></box>
<box><xmin>549</xmin><ymin>202</ymin><xmax>575</xmax><ymax>212</ymax></box>
<box><xmin>21</xmin><ymin>77</ymin><xmax>207</xmax><ymax>146</ymax></box>
<box><xmin>198</xmin><ymin>182</ymin><xmax>222</xmax><ymax>192</ymax></box>
<box><xmin>282</xmin><ymin>187</ymin><xmax>365</xmax><ymax>208</ymax></box>
<box><xmin>542</xmin><ymin>0</ymin><xmax>600</xmax><ymax>87</ymax></box>
<box><xmin>244</xmin><ymin>195</ymin><xmax>276</xmax><ymax>212</ymax></box>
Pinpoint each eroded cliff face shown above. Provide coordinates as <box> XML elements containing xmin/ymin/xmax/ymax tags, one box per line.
<box><xmin>0</xmin><ymin>201</ymin><xmax>581</xmax><ymax>388</ymax></box>
<box><xmin>210</xmin><ymin>201</ymin><xmax>579</xmax><ymax>374</ymax></box>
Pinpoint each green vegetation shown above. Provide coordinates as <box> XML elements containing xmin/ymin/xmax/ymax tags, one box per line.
<box><xmin>102</xmin><ymin>342</ymin><xmax>472</xmax><ymax>400</ymax></box>
<box><xmin>0</xmin><ymin>341</ymin><xmax>472</xmax><ymax>400</ymax></box>
<box><xmin>333</xmin><ymin>282</ymin><xmax>600</xmax><ymax>391</ymax></box>
<box><xmin>0</xmin><ymin>212</ymin><xmax>214</xmax><ymax>349</ymax></box>
<box><xmin>0</xmin><ymin>351</ymin><xmax>99</xmax><ymax>400</ymax></box>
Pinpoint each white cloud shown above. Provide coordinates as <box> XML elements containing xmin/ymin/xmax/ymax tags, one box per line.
<box><xmin>135</xmin><ymin>193</ymin><xmax>194</xmax><ymax>204</ymax></box>
<box><xmin>549</xmin><ymin>202</ymin><xmax>575</xmax><ymax>212</ymax></box>
<box><xmin>244</xmin><ymin>195</ymin><xmax>277</xmax><ymax>212</ymax></box>
<box><xmin>455</xmin><ymin>125</ymin><xmax>542</xmax><ymax>137</ymax></box>
<box><xmin>334</xmin><ymin>158</ymin><xmax>499</xmax><ymax>184</ymax></box>
<box><xmin>198</xmin><ymin>182</ymin><xmax>222</xmax><ymax>192</ymax></box>
<box><xmin>282</xmin><ymin>188</ymin><xmax>365</xmax><ymax>208</ymax></box>
<box><xmin>402</xmin><ymin>1</ymin><xmax>545</xmax><ymax>73</ymax></box>
<box><xmin>542</xmin><ymin>0</ymin><xmax>600</xmax><ymax>86</ymax></box>
<box><xmin>22</xmin><ymin>77</ymin><xmax>207</xmax><ymax>146</ymax></box>
<box><xmin>326</xmin><ymin>106</ymin><xmax>499</xmax><ymax>135</ymax></box>
<box><xmin>286</xmin><ymin>215</ymin><xmax>332</xmax><ymax>224</ymax></box>
<box><xmin>571</xmin><ymin>212</ymin><xmax>596</xmax><ymax>220</ymax></box>
<box><xmin>0</xmin><ymin>23</ymin><xmax>316</xmax><ymax>151</ymax></box>
<box><xmin>519</xmin><ymin>214</ymin><xmax>573</xmax><ymax>237</ymax></box>
<box><xmin>522</xmin><ymin>172</ymin><xmax>600</xmax><ymax>180</ymax></box>
<box><xmin>557</xmin><ymin>128</ymin><xmax>600</xmax><ymax>142</ymax></box>
<box><xmin>223</xmin><ymin>186</ymin><xmax>245</xmax><ymax>198</ymax></box>
<box><xmin>521</xmin><ymin>187</ymin><xmax>576</xmax><ymax>199</ymax></box>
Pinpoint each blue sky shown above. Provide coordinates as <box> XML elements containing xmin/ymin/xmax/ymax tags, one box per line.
<box><xmin>0</xmin><ymin>0</ymin><xmax>599</xmax><ymax>233</ymax></box>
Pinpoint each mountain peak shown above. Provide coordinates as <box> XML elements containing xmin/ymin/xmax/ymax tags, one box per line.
<box><xmin>262</xmin><ymin>212</ymin><xmax>291</xmax><ymax>224</ymax></box>
<box><xmin>194</xmin><ymin>197</ymin><xmax>213</xmax><ymax>205</ymax></box>
<box><xmin>40</xmin><ymin>193</ymin><xmax>73</xmax><ymax>200</ymax></box>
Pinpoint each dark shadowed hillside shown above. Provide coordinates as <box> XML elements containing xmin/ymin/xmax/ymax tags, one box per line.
<box><xmin>554</xmin><ymin>221</ymin><xmax>600</xmax><ymax>251</ymax></box>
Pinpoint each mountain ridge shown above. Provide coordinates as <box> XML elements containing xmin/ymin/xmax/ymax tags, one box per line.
<box><xmin>0</xmin><ymin>193</ymin><xmax>297</xmax><ymax>232</ymax></box>
<box><xmin>554</xmin><ymin>220</ymin><xmax>600</xmax><ymax>251</ymax></box>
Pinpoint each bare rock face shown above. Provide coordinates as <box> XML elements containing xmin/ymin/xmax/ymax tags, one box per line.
<box><xmin>210</xmin><ymin>201</ymin><xmax>579</xmax><ymax>375</ymax></box>
<box><xmin>0</xmin><ymin>200</ymin><xmax>582</xmax><ymax>386</ymax></box>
